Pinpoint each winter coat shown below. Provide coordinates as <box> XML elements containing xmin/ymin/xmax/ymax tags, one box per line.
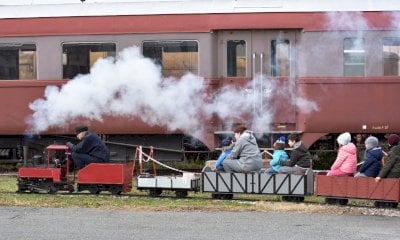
<box><xmin>280</xmin><ymin>141</ymin><xmax>311</xmax><ymax>168</ymax></box>
<box><xmin>68</xmin><ymin>132</ymin><xmax>109</xmax><ymax>162</ymax></box>
<box><xmin>215</xmin><ymin>148</ymin><xmax>232</xmax><ymax>169</ymax></box>
<box><xmin>270</xmin><ymin>149</ymin><xmax>289</xmax><ymax>172</ymax></box>
<box><xmin>378</xmin><ymin>145</ymin><xmax>400</xmax><ymax>178</ymax></box>
<box><xmin>228</xmin><ymin>130</ymin><xmax>263</xmax><ymax>172</ymax></box>
<box><xmin>358</xmin><ymin>147</ymin><xmax>383</xmax><ymax>177</ymax></box>
<box><xmin>331</xmin><ymin>142</ymin><xmax>357</xmax><ymax>174</ymax></box>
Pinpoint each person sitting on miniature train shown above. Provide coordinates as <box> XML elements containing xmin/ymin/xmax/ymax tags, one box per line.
<box><xmin>221</xmin><ymin>125</ymin><xmax>263</xmax><ymax>173</ymax></box>
<box><xmin>327</xmin><ymin>132</ymin><xmax>357</xmax><ymax>177</ymax></box>
<box><xmin>66</xmin><ymin>125</ymin><xmax>110</xmax><ymax>170</ymax></box>
<box><xmin>354</xmin><ymin>136</ymin><xmax>383</xmax><ymax>178</ymax></box>
<box><xmin>214</xmin><ymin>137</ymin><xmax>234</xmax><ymax>171</ymax></box>
<box><xmin>265</xmin><ymin>136</ymin><xmax>288</xmax><ymax>173</ymax></box>
<box><xmin>278</xmin><ymin>133</ymin><xmax>311</xmax><ymax>174</ymax></box>
<box><xmin>375</xmin><ymin>134</ymin><xmax>400</xmax><ymax>182</ymax></box>
<box><xmin>355</xmin><ymin>133</ymin><xmax>366</xmax><ymax>163</ymax></box>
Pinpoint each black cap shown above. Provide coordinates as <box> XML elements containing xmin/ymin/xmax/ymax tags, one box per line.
<box><xmin>75</xmin><ymin>125</ymin><xmax>88</xmax><ymax>134</ymax></box>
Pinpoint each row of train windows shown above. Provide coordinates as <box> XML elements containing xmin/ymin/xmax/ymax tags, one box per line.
<box><xmin>0</xmin><ymin>42</ymin><xmax>199</xmax><ymax>80</ymax></box>
<box><xmin>229</xmin><ymin>38</ymin><xmax>400</xmax><ymax>77</ymax></box>
<box><xmin>0</xmin><ymin>38</ymin><xmax>399</xmax><ymax>80</ymax></box>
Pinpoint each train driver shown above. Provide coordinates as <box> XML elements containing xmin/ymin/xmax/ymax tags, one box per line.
<box><xmin>66</xmin><ymin>125</ymin><xmax>110</xmax><ymax>170</ymax></box>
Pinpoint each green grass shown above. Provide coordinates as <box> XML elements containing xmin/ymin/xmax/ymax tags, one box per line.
<box><xmin>0</xmin><ymin>175</ymin><xmax>390</xmax><ymax>215</ymax></box>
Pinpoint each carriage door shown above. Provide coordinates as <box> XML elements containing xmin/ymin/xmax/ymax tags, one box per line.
<box><xmin>220</xmin><ymin>30</ymin><xmax>298</xmax><ymax>131</ymax></box>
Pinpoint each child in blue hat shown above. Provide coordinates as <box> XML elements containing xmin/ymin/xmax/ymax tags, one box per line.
<box><xmin>265</xmin><ymin>136</ymin><xmax>288</xmax><ymax>173</ymax></box>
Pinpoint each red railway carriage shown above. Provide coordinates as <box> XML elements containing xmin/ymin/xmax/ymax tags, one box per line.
<box><xmin>0</xmin><ymin>0</ymin><xmax>400</xmax><ymax>163</ymax></box>
<box><xmin>315</xmin><ymin>172</ymin><xmax>400</xmax><ymax>208</ymax></box>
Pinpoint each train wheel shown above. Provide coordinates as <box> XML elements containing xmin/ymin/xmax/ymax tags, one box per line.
<box><xmin>325</xmin><ymin>198</ymin><xmax>336</xmax><ymax>205</ymax></box>
<box><xmin>48</xmin><ymin>185</ymin><xmax>58</xmax><ymax>194</ymax></box>
<box><xmin>149</xmin><ymin>189</ymin><xmax>162</xmax><ymax>197</ymax></box>
<box><xmin>282</xmin><ymin>196</ymin><xmax>303</xmax><ymax>202</ymax></box>
<box><xmin>43</xmin><ymin>182</ymin><xmax>58</xmax><ymax>194</ymax></box>
<box><xmin>17</xmin><ymin>179</ymin><xmax>28</xmax><ymax>193</ymax></box>
<box><xmin>88</xmin><ymin>185</ymin><xmax>100</xmax><ymax>194</ymax></box>
<box><xmin>374</xmin><ymin>201</ymin><xmax>398</xmax><ymax>208</ymax></box>
<box><xmin>338</xmin><ymin>199</ymin><xmax>348</xmax><ymax>206</ymax></box>
<box><xmin>68</xmin><ymin>184</ymin><xmax>74</xmax><ymax>193</ymax></box>
<box><xmin>109</xmin><ymin>185</ymin><xmax>122</xmax><ymax>195</ymax></box>
<box><xmin>175</xmin><ymin>190</ymin><xmax>188</xmax><ymax>198</ymax></box>
<box><xmin>221</xmin><ymin>194</ymin><xmax>233</xmax><ymax>200</ymax></box>
<box><xmin>211</xmin><ymin>193</ymin><xmax>220</xmax><ymax>199</ymax></box>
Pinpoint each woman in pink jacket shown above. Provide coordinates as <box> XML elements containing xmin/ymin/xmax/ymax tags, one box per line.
<box><xmin>327</xmin><ymin>132</ymin><xmax>357</xmax><ymax>176</ymax></box>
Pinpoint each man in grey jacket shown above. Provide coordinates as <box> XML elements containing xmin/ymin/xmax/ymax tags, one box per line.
<box><xmin>222</xmin><ymin>125</ymin><xmax>263</xmax><ymax>173</ymax></box>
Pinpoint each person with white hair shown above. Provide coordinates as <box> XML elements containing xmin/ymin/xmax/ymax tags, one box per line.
<box><xmin>327</xmin><ymin>132</ymin><xmax>357</xmax><ymax>177</ymax></box>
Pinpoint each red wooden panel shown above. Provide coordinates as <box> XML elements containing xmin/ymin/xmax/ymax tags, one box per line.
<box><xmin>315</xmin><ymin>174</ymin><xmax>332</xmax><ymax>196</ymax></box>
<box><xmin>18</xmin><ymin>167</ymin><xmax>61</xmax><ymax>183</ymax></box>
<box><xmin>354</xmin><ymin>178</ymin><xmax>374</xmax><ymax>198</ymax></box>
<box><xmin>78</xmin><ymin>163</ymin><xmax>123</xmax><ymax>184</ymax></box>
<box><xmin>316</xmin><ymin>173</ymin><xmax>400</xmax><ymax>202</ymax></box>
<box><xmin>77</xmin><ymin>163</ymin><xmax>133</xmax><ymax>186</ymax></box>
<box><xmin>329</xmin><ymin>177</ymin><xmax>349</xmax><ymax>197</ymax></box>
<box><xmin>369</xmin><ymin>179</ymin><xmax>400</xmax><ymax>201</ymax></box>
<box><xmin>346</xmin><ymin>178</ymin><xmax>358</xmax><ymax>198</ymax></box>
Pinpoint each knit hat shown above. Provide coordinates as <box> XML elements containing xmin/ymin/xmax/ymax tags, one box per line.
<box><xmin>388</xmin><ymin>134</ymin><xmax>400</xmax><ymax>146</ymax></box>
<box><xmin>365</xmin><ymin>136</ymin><xmax>379</xmax><ymax>150</ymax></box>
<box><xmin>337</xmin><ymin>132</ymin><xmax>351</xmax><ymax>146</ymax></box>
<box><xmin>275</xmin><ymin>136</ymin><xmax>286</xmax><ymax>145</ymax></box>
<box><xmin>221</xmin><ymin>137</ymin><xmax>232</xmax><ymax>147</ymax></box>
<box><xmin>75</xmin><ymin>125</ymin><xmax>88</xmax><ymax>134</ymax></box>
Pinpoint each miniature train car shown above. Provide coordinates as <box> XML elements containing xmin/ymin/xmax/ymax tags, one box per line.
<box><xmin>202</xmin><ymin>169</ymin><xmax>314</xmax><ymax>201</ymax></box>
<box><xmin>137</xmin><ymin>173</ymin><xmax>201</xmax><ymax>198</ymax></box>
<box><xmin>315</xmin><ymin>172</ymin><xmax>400</xmax><ymax>208</ymax></box>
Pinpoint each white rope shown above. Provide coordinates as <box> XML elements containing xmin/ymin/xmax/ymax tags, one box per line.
<box><xmin>140</xmin><ymin>150</ymin><xmax>197</xmax><ymax>174</ymax></box>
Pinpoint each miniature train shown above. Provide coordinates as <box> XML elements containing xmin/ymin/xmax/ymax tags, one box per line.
<box><xmin>17</xmin><ymin>144</ymin><xmax>400</xmax><ymax>209</ymax></box>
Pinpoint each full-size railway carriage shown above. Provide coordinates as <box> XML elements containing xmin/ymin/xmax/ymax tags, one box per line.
<box><xmin>0</xmin><ymin>0</ymin><xmax>400</xmax><ymax>163</ymax></box>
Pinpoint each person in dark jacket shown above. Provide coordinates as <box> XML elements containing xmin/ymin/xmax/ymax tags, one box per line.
<box><xmin>67</xmin><ymin>125</ymin><xmax>109</xmax><ymax>170</ymax></box>
<box><xmin>222</xmin><ymin>125</ymin><xmax>263</xmax><ymax>173</ymax></box>
<box><xmin>278</xmin><ymin>133</ymin><xmax>311</xmax><ymax>174</ymax></box>
<box><xmin>354</xmin><ymin>136</ymin><xmax>383</xmax><ymax>178</ymax></box>
<box><xmin>375</xmin><ymin>134</ymin><xmax>400</xmax><ymax>182</ymax></box>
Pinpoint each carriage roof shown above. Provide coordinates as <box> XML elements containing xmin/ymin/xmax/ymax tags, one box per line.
<box><xmin>0</xmin><ymin>0</ymin><xmax>398</xmax><ymax>19</ymax></box>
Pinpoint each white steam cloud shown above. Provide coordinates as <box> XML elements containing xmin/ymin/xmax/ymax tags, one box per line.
<box><xmin>27</xmin><ymin>46</ymin><xmax>318</xmax><ymax>137</ymax></box>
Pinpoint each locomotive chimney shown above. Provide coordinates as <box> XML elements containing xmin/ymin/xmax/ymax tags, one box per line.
<box><xmin>23</xmin><ymin>145</ymin><xmax>29</xmax><ymax>166</ymax></box>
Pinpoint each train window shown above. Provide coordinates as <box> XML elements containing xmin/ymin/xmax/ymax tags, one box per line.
<box><xmin>62</xmin><ymin>43</ymin><xmax>116</xmax><ymax>79</ymax></box>
<box><xmin>142</xmin><ymin>41</ymin><xmax>198</xmax><ymax>78</ymax></box>
<box><xmin>271</xmin><ymin>40</ymin><xmax>290</xmax><ymax>77</ymax></box>
<box><xmin>383</xmin><ymin>38</ymin><xmax>400</xmax><ymax>76</ymax></box>
<box><xmin>344</xmin><ymin>38</ymin><xmax>365</xmax><ymax>76</ymax></box>
<box><xmin>0</xmin><ymin>44</ymin><xmax>36</xmax><ymax>80</ymax></box>
<box><xmin>227</xmin><ymin>40</ymin><xmax>246</xmax><ymax>77</ymax></box>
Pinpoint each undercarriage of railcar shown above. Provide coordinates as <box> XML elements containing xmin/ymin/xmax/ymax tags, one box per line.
<box><xmin>0</xmin><ymin>134</ymin><xmax>209</xmax><ymax>166</ymax></box>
